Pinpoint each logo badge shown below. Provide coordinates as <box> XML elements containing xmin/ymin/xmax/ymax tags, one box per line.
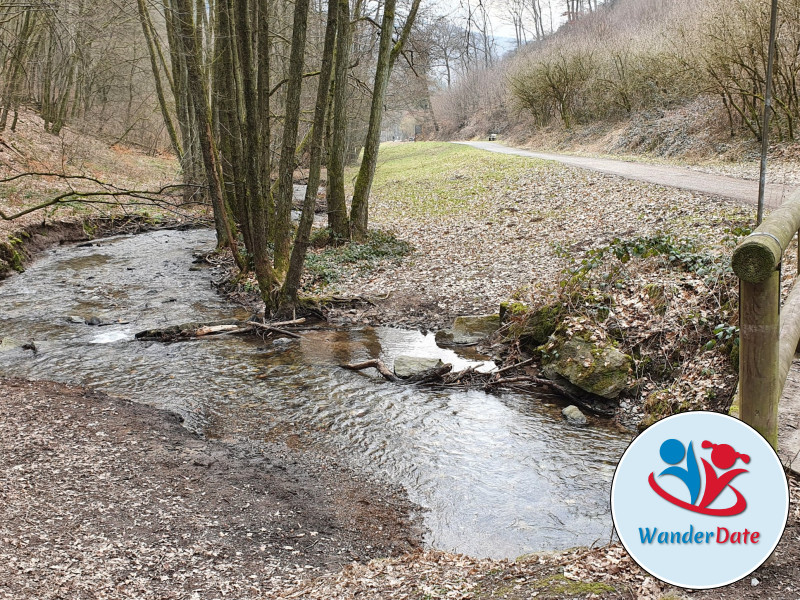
<box><xmin>611</xmin><ymin>412</ymin><xmax>789</xmax><ymax>589</ymax></box>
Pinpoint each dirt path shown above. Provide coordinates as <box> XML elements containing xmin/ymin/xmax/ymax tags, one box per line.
<box><xmin>458</xmin><ymin>141</ymin><xmax>795</xmax><ymax>208</ymax></box>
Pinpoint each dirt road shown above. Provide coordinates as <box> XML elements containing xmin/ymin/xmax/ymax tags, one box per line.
<box><xmin>458</xmin><ymin>141</ymin><xmax>795</xmax><ymax>208</ymax></box>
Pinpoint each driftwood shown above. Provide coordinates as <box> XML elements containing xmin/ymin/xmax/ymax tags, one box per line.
<box><xmin>342</xmin><ymin>359</ymin><xmax>399</xmax><ymax>382</ymax></box>
<box><xmin>249</xmin><ymin>318</ymin><xmax>306</xmax><ymax>339</ymax></box>
<box><xmin>196</xmin><ymin>324</ymin><xmax>242</xmax><ymax>336</ymax></box>
<box><xmin>341</xmin><ymin>357</ymin><xmax>616</xmax><ymax>417</ymax></box>
<box><xmin>136</xmin><ymin>317</ymin><xmax>307</xmax><ymax>342</ymax></box>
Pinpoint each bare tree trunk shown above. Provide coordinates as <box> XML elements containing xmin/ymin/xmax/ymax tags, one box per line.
<box><xmin>349</xmin><ymin>0</ymin><xmax>421</xmax><ymax>242</ymax></box>
<box><xmin>137</xmin><ymin>0</ymin><xmax>182</xmax><ymax>159</ymax></box>
<box><xmin>172</xmin><ymin>0</ymin><xmax>243</xmax><ymax>269</ymax></box>
<box><xmin>326</xmin><ymin>0</ymin><xmax>352</xmax><ymax>240</ymax></box>
<box><xmin>0</xmin><ymin>9</ymin><xmax>37</xmax><ymax>132</ymax></box>
<box><xmin>234</xmin><ymin>0</ymin><xmax>276</xmax><ymax>302</ymax></box>
<box><xmin>273</xmin><ymin>0</ymin><xmax>310</xmax><ymax>280</ymax></box>
<box><xmin>283</xmin><ymin>0</ymin><xmax>338</xmax><ymax>305</ymax></box>
<box><xmin>257</xmin><ymin>0</ymin><xmax>274</xmax><ymax>237</ymax></box>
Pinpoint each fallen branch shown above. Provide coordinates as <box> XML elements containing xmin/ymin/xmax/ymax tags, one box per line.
<box><xmin>250</xmin><ymin>321</ymin><xmax>302</xmax><ymax>339</ymax></box>
<box><xmin>487</xmin><ymin>375</ymin><xmax>615</xmax><ymax>416</ymax></box>
<box><xmin>344</xmin><ymin>358</ymin><xmax>617</xmax><ymax>417</ymax></box>
<box><xmin>493</xmin><ymin>357</ymin><xmax>535</xmax><ymax>376</ymax></box>
<box><xmin>342</xmin><ymin>359</ymin><xmax>399</xmax><ymax>382</ymax></box>
<box><xmin>195</xmin><ymin>324</ymin><xmax>242</xmax><ymax>336</ymax></box>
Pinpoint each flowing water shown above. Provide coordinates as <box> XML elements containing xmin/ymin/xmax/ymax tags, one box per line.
<box><xmin>0</xmin><ymin>229</ymin><xmax>631</xmax><ymax>558</ymax></box>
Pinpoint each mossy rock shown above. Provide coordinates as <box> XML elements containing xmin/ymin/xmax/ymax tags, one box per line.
<box><xmin>0</xmin><ymin>240</ymin><xmax>25</xmax><ymax>274</ymax></box>
<box><xmin>543</xmin><ymin>337</ymin><xmax>632</xmax><ymax>399</ymax></box>
<box><xmin>437</xmin><ymin>314</ymin><xmax>500</xmax><ymax>346</ymax></box>
<box><xmin>507</xmin><ymin>304</ymin><xmax>562</xmax><ymax>351</ymax></box>
<box><xmin>499</xmin><ymin>301</ymin><xmax>528</xmax><ymax>322</ymax></box>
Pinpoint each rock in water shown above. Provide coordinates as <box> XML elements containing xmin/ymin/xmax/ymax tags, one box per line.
<box><xmin>562</xmin><ymin>405</ymin><xmax>587</xmax><ymax>426</ymax></box>
<box><xmin>0</xmin><ymin>337</ymin><xmax>21</xmax><ymax>352</ymax></box>
<box><xmin>544</xmin><ymin>338</ymin><xmax>631</xmax><ymax>399</ymax></box>
<box><xmin>393</xmin><ymin>356</ymin><xmax>446</xmax><ymax>378</ymax></box>
<box><xmin>436</xmin><ymin>314</ymin><xmax>500</xmax><ymax>346</ymax></box>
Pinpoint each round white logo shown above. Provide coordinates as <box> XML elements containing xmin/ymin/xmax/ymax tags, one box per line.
<box><xmin>611</xmin><ymin>411</ymin><xmax>789</xmax><ymax>589</ymax></box>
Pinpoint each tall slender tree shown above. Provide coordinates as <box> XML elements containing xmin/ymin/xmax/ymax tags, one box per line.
<box><xmin>350</xmin><ymin>0</ymin><xmax>421</xmax><ymax>241</ymax></box>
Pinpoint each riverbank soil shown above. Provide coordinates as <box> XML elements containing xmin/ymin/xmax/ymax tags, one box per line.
<box><xmin>274</xmin><ymin>476</ymin><xmax>799</xmax><ymax>599</ymax></box>
<box><xmin>0</xmin><ymin>378</ymin><xmax>420</xmax><ymax>599</ymax></box>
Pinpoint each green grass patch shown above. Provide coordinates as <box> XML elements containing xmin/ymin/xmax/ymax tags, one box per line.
<box><xmin>304</xmin><ymin>229</ymin><xmax>411</xmax><ymax>287</ymax></box>
<box><xmin>361</xmin><ymin>142</ymin><xmax>546</xmax><ymax>219</ymax></box>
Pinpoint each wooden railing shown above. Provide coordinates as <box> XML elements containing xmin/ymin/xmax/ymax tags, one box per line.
<box><xmin>732</xmin><ymin>192</ymin><xmax>800</xmax><ymax>449</ymax></box>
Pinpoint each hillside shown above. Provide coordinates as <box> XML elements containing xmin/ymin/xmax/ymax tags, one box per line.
<box><xmin>433</xmin><ymin>0</ymin><xmax>800</xmax><ymax>166</ymax></box>
<box><xmin>0</xmin><ymin>110</ymin><xmax>183</xmax><ymax>239</ymax></box>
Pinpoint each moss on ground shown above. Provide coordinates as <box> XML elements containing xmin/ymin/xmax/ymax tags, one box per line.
<box><xmin>473</xmin><ymin>572</ymin><xmax>617</xmax><ymax>599</ymax></box>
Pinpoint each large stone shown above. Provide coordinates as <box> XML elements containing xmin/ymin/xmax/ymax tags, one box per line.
<box><xmin>506</xmin><ymin>304</ymin><xmax>561</xmax><ymax>350</ymax></box>
<box><xmin>393</xmin><ymin>355</ymin><xmax>445</xmax><ymax>378</ymax></box>
<box><xmin>436</xmin><ymin>314</ymin><xmax>500</xmax><ymax>346</ymax></box>
<box><xmin>544</xmin><ymin>338</ymin><xmax>632</xmax><ymax>399</ymax></box>
<box><xmin>562</xmin><ymin>405</ymin><xmax>587</xmax><ymax>426</ymax></box>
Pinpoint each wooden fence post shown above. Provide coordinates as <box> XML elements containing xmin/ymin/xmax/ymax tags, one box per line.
<box><xmin>739</xmin><ymin>268</ymin><xmax>781</xmax><ymax>448</ymax></box>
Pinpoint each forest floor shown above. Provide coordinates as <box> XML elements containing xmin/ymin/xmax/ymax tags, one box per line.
<box><xmin>3</xmin><ymin>124</ymin><xmax>800</xmax><ymax>598</ymax></box>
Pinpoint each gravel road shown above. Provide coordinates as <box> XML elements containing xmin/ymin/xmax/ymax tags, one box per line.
<box><xmin>459</xmin><ymin>141</ymin><xmax>795</xmax><ymax>208</ymax></box>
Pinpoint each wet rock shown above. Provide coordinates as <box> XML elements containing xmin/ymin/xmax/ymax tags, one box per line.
<box><xmin>0</xmin><ymin>337</ymin><xmax>21</xmax><ymax>352</ymax></box>
<box><xmin>86</xmin><ymin>316</ymin><xmax>102</xmax><ymax>326</ymax></box>
<box><xmin>562</xmin><ymin>405</ymin><xmax>587</xmax><ymax>426</ymax></box>
<box><xmin>436</xmin><ymin>314</ymin><xmax>500</xmax><ymax>346</ymax></box>
<box><xmin>393</xmin><ymin>355</ymin><xmax>445</xmax><ymax>378</ymax></box>
<box><xmin>544</xmin><ymin>338</ymin><xmax>631</xmax><ymax>399</ymax></box>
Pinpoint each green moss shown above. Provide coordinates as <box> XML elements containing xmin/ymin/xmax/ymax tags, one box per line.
<box><xmin>729</xmin><ymin>339</ymin><xmax>740</xmax><ymax>371</ymax></box>
<box><xmin>0</xmin><ymin>238</ymin><xmax>25</xmax><ymax>273</ymax></box>
<box><xmin>82</xmin><ymin>220</ymin><xmax>98</xmax><ymax>238</ymax></box>
<box><xmin>510</xmin><ymin>304</ymin><xmax>563</xmax><ymax>351</ymax></box>
<box><xmin>531</xmin><ymin>574</ymin><xmax>616</xmax><ymax>596</ymax></box>
<box><xmin>499</xmin><ymin>301</ymin><xmax>528</xmax><ymax>322</ymax></box>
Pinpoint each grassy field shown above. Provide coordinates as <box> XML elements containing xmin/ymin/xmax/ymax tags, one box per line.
<box><xmin>364</xmin><ymin>142</ymin><xmax>549</xmax><ymax>219</ymax></box>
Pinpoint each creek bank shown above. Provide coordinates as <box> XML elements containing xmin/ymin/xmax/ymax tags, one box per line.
<box><xmin>0</xmin><ymin>215</ymin><xmax>209</xmax><ymax>280</ymax></box>
<box><xmin>0</xmin><ymin>378</ymin><xmax>421</xmax><ymax>599</ymax></box>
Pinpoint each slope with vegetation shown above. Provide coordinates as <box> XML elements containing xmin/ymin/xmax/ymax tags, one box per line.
<box><xmin>435</xmin><ymin>0</ymin><xmax>800</xmax><ymax>162</ymax></box>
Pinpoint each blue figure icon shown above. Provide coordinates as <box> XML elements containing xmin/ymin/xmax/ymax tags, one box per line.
<box><xmin>658</xmin><ymin>438</ymin><xmax>701</xmax><ymax>505</ymax></box>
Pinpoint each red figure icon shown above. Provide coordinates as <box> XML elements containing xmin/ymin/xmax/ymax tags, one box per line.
<box><xmin>697</xmin><ymin>441</ymin><xmax>749</xmax><ymax>511</ymax></box>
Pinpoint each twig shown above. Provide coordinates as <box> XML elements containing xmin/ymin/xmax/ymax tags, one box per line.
<box><xmin>342</xmin><ymin>359</ymin><xmax>399</xmax><ymax>382</ymax></box>
<box><xmin>493</xmin><ymin>357</ymin><xmax>535</xmax><ymax>376</ymax></box>
<box><xmin>249</xmin><ymin>321</ymin><xmax>302</xmax><ymax>339</ymax></box>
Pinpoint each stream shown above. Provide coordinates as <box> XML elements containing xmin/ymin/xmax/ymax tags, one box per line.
<box><xmin>0</xmin><ymin>228</ymin><xmax>631</xmax><ymax>559</ymax></box>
